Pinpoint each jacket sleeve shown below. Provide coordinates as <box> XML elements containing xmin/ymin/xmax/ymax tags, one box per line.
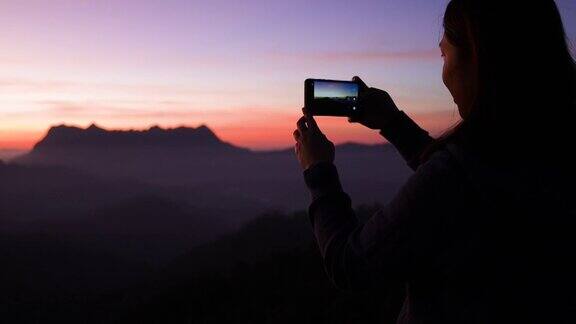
<box><xmin>378</xmin><ymin>110</ymin><xmax>435</xmax><ymax>171</ymax></box>
<box><xmin>304</xmin><ymin>156</ymin><xmax>453</xmax><ymax>292</ymax></box>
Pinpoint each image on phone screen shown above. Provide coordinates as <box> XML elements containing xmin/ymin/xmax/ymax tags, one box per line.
<box><xmin>314</xmin><ymin>81</ymin><xmax>358</xmax><ymax>105</ymax></box>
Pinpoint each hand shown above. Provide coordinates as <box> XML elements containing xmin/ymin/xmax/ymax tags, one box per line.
<box><xmin>349</xmin><ymin>76</ymin><xmax>401</xmax><ymax>130</ymax></box>
<box><xmin>293</xmin><ymin>107</ymin><xmax>335</xmax><ymax>171</ymax></box>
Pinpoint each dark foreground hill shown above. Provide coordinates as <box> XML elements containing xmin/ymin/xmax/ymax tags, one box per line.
<box><xmin>0</xmin><ymin>205</ymin><xmax>405</xmax><ymax>324</ymax></box>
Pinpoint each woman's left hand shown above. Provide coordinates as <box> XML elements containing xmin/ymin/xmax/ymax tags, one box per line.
<box><xmin>293</xmin><ymin>107</ymin><xmax>335</xmax><ymax>171</ymax></box>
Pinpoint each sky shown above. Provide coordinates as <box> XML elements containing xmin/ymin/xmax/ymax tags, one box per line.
<box><xmin>0</xmin><ymin>0</ymin><xmax>574</xmax><ymax>151</ymax></box>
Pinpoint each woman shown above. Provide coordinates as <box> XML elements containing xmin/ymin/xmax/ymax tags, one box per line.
<box><xmin>293</xmin><ymin>0</ymin><xmax>575</xmax><ymax>323</ymax></box>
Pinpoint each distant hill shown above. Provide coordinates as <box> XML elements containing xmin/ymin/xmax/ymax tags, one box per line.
<box><xmin>14</xmin><ymin>124</ymin><xmax>413</xmax><ymax>213</ymax></box>
<box><xmin>0</xmin><ymin>149</ymin><xmax>27</xmax><ymax>162</ymax></box>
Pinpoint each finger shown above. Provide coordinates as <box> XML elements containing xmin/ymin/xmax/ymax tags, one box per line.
<box><xmin>302</xmin><ymin>106</ymin><xmax>316</xmax><ymax>118</ymax></box>
<box><xmin>302</xmin><ymin>108</ymin><xmax>320</xmax><ymax>133</ymax></box>
<box><xmin>352</xmin><ymin>76</ymin><xmax>368</xmax><ymax>91</ymax></box>
<box><xmin>296</xmin><ymin>116</ymin><xmax>308</xmax><ymax>134</ymax></box>
<box><xmin>293</xmin><ymin>129</ymin><xmax>301</xmax><ymax>141</ymax></box>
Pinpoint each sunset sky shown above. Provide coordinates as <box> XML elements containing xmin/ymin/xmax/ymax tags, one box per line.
<box><xmin>0</xmin><ymin>0</ymin><xmax>574</xmax><ymax>150</ymax></box>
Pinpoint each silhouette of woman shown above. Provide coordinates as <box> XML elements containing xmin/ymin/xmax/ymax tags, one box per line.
<box><xmin>293</xmin><ymin>0</ymin><xmax>575</xmax><ymax>323</ymax></box>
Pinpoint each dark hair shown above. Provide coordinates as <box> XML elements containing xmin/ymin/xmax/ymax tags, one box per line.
<box><xmin>421</xmin><ymin>0</ymin><xmax>575</xmax><ymax>161</ymax></box>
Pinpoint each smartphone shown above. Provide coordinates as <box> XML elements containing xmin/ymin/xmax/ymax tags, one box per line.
<box><xmin>304</xmin><ymin>78</ymin><xmax>360</xmax><ymax>117</ymax></box>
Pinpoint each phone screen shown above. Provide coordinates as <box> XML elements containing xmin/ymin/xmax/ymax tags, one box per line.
<box><xmin>305</xmin><ymin>79</ymin><xmax>360</xmax><ymax>117</ymax></box>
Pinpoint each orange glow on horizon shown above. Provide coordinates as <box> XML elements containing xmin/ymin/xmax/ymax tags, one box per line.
<box><xmin>0</xmin><ymin>110</ymin><xmax>459</xmax><ymax>151</ymax></box>
<box><xmin>0</xmin><ymin>129</ymin><xmax>44</xmax><ymax>150</ymax></box>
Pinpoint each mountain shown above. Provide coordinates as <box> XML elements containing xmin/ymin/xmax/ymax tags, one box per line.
<box><xmin>2</xmin><ymin>124</ymin><xmax>413</xmax><ymax>323</ymax></box>
<box><xmin>32</xmin><ymin>123</ymin><xmax>240</xmax><ymax>151</ymax></box>
<box><xmin>14</xmin><ymin>123</ymin><xmax>413</xmax><ymax>213</ymax></box>
<box><xmin>2</xmin><ymin>123</ymin><xmax>415</xmax><ymax>267</ymax></box>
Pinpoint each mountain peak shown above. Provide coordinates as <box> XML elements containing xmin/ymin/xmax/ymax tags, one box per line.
<box><xmin>86</xmin><ymin>122</ymin><xmax>103</xmax><ymax>131</ymax></box>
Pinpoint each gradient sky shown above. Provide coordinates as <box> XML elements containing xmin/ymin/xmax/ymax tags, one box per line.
<box><xmin>0</xmin><ymin>0</ymin><xmax>574</xmax><ymax>150</ymax></box>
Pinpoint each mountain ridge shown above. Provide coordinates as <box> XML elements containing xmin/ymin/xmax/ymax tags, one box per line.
<box><xmin>28</xmin><ymin>123</ymin><xmax>390</xmax><ymax>153</ymax></box>
<box><xmin>33</xmin><ymin>123</ymin><xmax>234</xmax><ymax>151</ymax></box>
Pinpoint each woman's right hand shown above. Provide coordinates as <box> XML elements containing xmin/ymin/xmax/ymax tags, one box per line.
<box><xmin>349</xmin><ymin>76</ymin><xmax>401</xmax><ymax>130</ymax></box>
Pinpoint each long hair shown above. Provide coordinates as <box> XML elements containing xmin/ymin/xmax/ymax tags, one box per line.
<box><xmin>421</xmin><ymin>0</ymin><xmax>575</xmax><ymax>161</ymax></box>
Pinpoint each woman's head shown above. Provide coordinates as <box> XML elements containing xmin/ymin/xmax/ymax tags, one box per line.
<box><xmin>439</xmin><ymin>30</ymin><xmax>476</xmax><ymax>119</ymax></box>
<box><xmin>439</xmin><ymin>0</ymin><xmax>575</xmax><ymax>137</ymax></box>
